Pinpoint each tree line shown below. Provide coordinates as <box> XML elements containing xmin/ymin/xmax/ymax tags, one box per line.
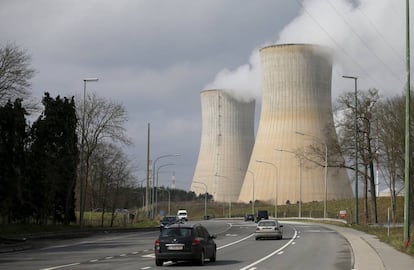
<box><xmin>0</xmin><ymin>43</ymin><xmax>206</xmax><ymax>226</ymax></box>
<box><xmin>0</xmin><ymin>94</ymin><xmax>78</xmax><ymax>224</ymax></box>
<box><xmin>300</xmin><ymin>88</ymin><xmax>414</xmax><ymax>224</ymax></box>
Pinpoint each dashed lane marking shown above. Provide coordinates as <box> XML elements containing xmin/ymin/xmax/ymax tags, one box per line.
<box><xmin>239</xmin><ymin>227</ymin><xmax>298</xmax><ymax>270</ymax></box>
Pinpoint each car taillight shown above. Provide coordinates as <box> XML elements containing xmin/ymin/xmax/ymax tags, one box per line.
<box><xmin>155</xmin><ymin>239</ymin><xmax>160</xmax><ymax>252</ymax></box>
<box><xmin>192</xmin><ymin>237</ymin><xmax>201</xmax><ymax>246</ymax></box>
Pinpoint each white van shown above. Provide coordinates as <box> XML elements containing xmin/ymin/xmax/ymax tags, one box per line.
<box><xmin>177</xmin><ymin>209</ymin><xmax>188</xmax><ymax>221</ymax></box>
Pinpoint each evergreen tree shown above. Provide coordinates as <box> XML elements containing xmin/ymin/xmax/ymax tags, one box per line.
<box><xmin>0</xmin><ymin>99</ymin><xmax>27</xmax><ymax>223</ymax></box>
<box><xmin>29</xmin><ymin>93</ymin><xmax>78</xmax><ymax>224</ymax></box>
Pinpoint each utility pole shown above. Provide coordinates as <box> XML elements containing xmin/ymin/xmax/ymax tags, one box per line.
<box><xmin>404</xmin><ymin>0</ymin><xmax>411</xmax><ymax>248</ymax></box>
<box><xmin>146</xmin><ymin>123</ymin><xmax>150</xmax><ymax>217</ymax></box>
<box><xmin>342</xmin><ymin>75</ymin><xmax>359</xmax><ymax>224</ymax></box>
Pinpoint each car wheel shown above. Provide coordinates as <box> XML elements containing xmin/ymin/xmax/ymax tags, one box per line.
<box><xmin>155</xmin><ymin>258</ymin><xmax>163</xmax><ymax>266</ymax></box>
<box><xmin>255</xmin><ymin>237</ymin><xmax>259</xmax><ymax>240</ymax></box>
<box><xmin>198</xmin><ymin>250</ymin><xmax>205</xmax><ymax>265</ymax></box>
<box><xmin>210</xmin><ymin>248</ymin><xmax>216</xmax><ymax>262</ymax></box>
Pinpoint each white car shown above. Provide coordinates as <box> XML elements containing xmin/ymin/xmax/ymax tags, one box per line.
<box><xmin>177</xmin><ymin>209</ymin><xmax>188</xmax><ymax>221</ymax></box>
<box><xmin>255</xmin><ymin>220</ymin><xmax>283</xmax><ymax>240</ymax></box>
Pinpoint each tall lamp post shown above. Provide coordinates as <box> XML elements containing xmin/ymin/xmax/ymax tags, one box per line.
<box><xmin>155</xmin><ymin>164</ymin><xmax>174</xmax><ymax>216</ymax></box>
<box><xmin>151</xmin><ymin>154</ymin><xmax>180</xmax><ymax>218</ymax></box>
<box><xmin>79</xmin><ymin>77</ymin><xmax>98</xmax><ymax>227</ymax></box>
<box><xmin>159</xmin><ymin>187</ymin><xmax>171</xmax><ymax>215</ymax></box>
<box><xmin>342</xmin><ymin>75</ymin><xmax>359</xmax><ymax>225</ymax></box>
<box><xmin>274</xmin><ymin>148</ymin><xmax>302</xmax><ymax>218</ymax></box>
<box><xmin>215</xmin><ymin>174</ymin><xmax>233</xmax><ymax>218</ymax></box>
<box><xmin>246</xmin><ymin>170</ymin><xmax>255</xmax><ymax>215</ymax></box>
<box><xmin>295</xmin><ymin>131</ymin><xmax>328</xmax><ymax>218</ymax></box>
<box><xmin>256</xmin><ymin>160</ymin><xmax>278</xmax><ymax>218</ymax></box>
<box><xmin>193</xmin><ymin>181</ymin><xmax>208</xmax><ymax>219</ymax></box>
<box><xmin>404</xmin><ymin>0</ymin><xmax>411</xmax><ymax>247</ymax></box>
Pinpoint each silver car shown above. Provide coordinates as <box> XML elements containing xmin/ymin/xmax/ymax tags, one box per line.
<box><xmin>255</xmin><ymin>220</ymin><xmax>283</xmax><ymax>240</ymax></box>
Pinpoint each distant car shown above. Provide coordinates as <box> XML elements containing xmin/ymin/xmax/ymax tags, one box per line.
<box><xmin>160</xmin><ymin>215</ymin><xmax>179</xmax><ymax>230</ymax></box>
<box><xmin>154</xmin><ymin>223</ymin><xmax>217</xmax><ymax>266</ymax></box>
<box><xmin>177</xmin><ymin>209</ymin><xmax>188</xmax><ymax>221</ymax></box>
<box><xmin>244</xmin><ymin>214</ymin><xmax>255</xmax><ymax>221</ymax></box>
<box><xmin>255</xmin><ymin>220</ymin><xmax>283</xmax><ymax>240</ymax></box>
<box><xmin>255</xmin><ymin>210</ymin><xmax>269</xmax><ymax>222</ymax></box>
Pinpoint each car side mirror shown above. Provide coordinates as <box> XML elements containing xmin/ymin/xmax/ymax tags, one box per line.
<box><xmin>210</xmin><ymin>235</ymin><xmax>216</xmax><ymax>239</ymax></box>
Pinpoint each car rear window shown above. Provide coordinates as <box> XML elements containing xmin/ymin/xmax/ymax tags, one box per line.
<box><xmin>160</xmin><ymin>228</ymin><xmax>192</xmax><ymax>237</ymax></box>
<box><xmin>259</xmin><ymin>221</ymin><xmax>276</xmax><ymax>226</ymax></box>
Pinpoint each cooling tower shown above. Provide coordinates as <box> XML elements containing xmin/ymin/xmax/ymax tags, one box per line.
<box><xmin>238</xmin><ymin>44</ymin><xmax>353</xmax><ymax>205</ymax></box>
<box><xmin>191</xmin><ymin>89</ymin><xmax>255</xmax><ymax>202</ymax></box>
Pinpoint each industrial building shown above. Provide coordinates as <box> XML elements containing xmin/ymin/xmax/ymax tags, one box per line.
<box><xmin>190</xmin><ymin>90</ymin><xmax>255</xmax><ymax>202</ymax></box>
<box><xmin>238</xmin><ymin>43</ymin><xmax>353</xmax><ymax>205</ymax></box>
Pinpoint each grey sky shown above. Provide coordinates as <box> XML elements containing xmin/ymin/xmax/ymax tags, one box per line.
<box><xmin>0</xmin><ymin>0</ymin><xmax>408</xmax><ymax>190</ymax></box>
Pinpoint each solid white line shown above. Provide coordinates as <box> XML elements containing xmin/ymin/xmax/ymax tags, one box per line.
<box><xmin>239</xmin><ymin>228</ymin><xmax>298</xmax><ymax>270</ymax></box>
<box><xmin>39</xmin><ymin>263</ymin><xmax>80</xmax><ymax>270</ymax></box>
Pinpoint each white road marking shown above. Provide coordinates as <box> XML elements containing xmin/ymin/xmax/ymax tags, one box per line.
<box><xmin>89</xmin><ymin>259</ymin><xmax>98</xmax><ymax>262</ymax></box>
<box><xmin>278</xmin><ymin>251</ymin><xmax>284</xmax><ymax>255</ymax></box>
<box><xmin>39</xmin><ymin>263</ymin><xmax>80</xmax><ymax>270</ymax></box>
<box><xmin>239</xmin><ymin>228</ymin><xmax>298</xmax><ymax>270</ymax></box>
<box><xmin>104</xmin><ymin>256</ymin><xmax>113</xmax><ymax>260</ymax></box>
<box><xmin>120</xmin><ymin>254</ymin><xmax>127</xmax><ymax>257</ymax></box>
<box><xmin>218</xmin><ymin>234</ymin><xmax>255</xmax><ymax>250</ymax></box>
<box><xmin>141</xmin><ymin>267</ymin><xmax>151</xmax><ymax>270</ymax></box>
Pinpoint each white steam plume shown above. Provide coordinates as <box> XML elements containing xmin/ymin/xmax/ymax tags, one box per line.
<box><xmin>205</xmin><ymin>0</ymin><xmax>406</xmax><ymax>101</ymax></box>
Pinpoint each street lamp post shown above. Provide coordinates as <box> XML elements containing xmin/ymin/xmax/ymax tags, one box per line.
<box><xmin>155</xmin><ymin>164</ymin><xmax>174</xmax><ymax>216</ymax></box>
<box><xmin>79</xmin><ymin>77</ymin><xmax>98</xmax><ymax>227</ymax></box>
<box><xmin>274</xmin><ymin>148</ymin><xmax>302</xmax><ymax>218</ymax></box>
<box><xmin>342</xmin><ymin>75</ymin><xmax>359</xmax><ymax>225</ymax></box>
<box><xmin>295</xmin><ymin>131</ymin><xmax>328</xmax><ymax>219</ymax></box>
<box><xmin>403</xmin><ymin>0</ymin><xmax>411</xmax><ymax>247</ymax></box>
<box><xmin>193</xmin><ymin>181</ymin><xmax>208</xmax><ymax>219</ymax></box>
<box><xmin>215</xmin><ymin>174</ymin><xmax>233</xmax><ymax>218</ymax></box>
<box><xmin>151</xmin><ymin>154</ymin><xmax>180</xmax><ymax>218</ymax></box>
<box><xmin>246</xmin><ymin>170</ymin><xmax>255</xmax><ymax>215</ymax></box>
<box><xmin>256</xmin><ymin>160</ymin><xmax>278</xmax><ymax>218</ymax></box>
<box><xmin>159</xmin><ymin>188</ymin><xmax>171</xmax><ymax>215</ymax></box>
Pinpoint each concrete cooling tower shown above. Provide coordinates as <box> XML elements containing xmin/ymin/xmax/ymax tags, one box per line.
<box><xmin>191</xmin><ymin>89</ymin><xmax>255</xmax><ymax>202</ymax></box>
<box><xmin>238</xmin><ymin>44</ymin><xmax>353</xmax><ymax>205</ymax></box>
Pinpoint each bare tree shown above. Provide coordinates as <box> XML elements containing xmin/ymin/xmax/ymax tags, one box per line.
<box><xmin>0</xmin><ymin>43</ymin><xmax>36</xmax><ymax>106</ymax></box>
<box><xmin>89</xmin><ymin>143</ymin><xmax>133</xmax><ymax>227</ymax></box>
<box><xmin>77</xmin><ymin>92</ymin><xmax>131</xmax><ymax>225</ymax></box>
<box><xmin>377</xmin><ymin>93</ymin><xmax>411</xmax><ymax>223</ymax></box>
<box><xmin>336</xmin><ymin>89</ymin><xmax>380</xmax><ymax>223</ymax></box>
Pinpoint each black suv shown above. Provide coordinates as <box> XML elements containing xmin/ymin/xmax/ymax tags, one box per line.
<box><xmin>154</xmin><ymin>223</ymin><xmax>217</xmax><ymax>266</ymax></box>
<box><xmin>244</xmin><ymin>213</ymin><xmax>255</xmax><ymax>221</ymax></box>
<box><xmin>159</xmin><ymin>215</ymin><xmax>179</xmax><ymax>230</ymax></box>
<box><xmin>255</xmin><ymin>210</ymin><xmax>269</xmax><ymax>222</ymax></box>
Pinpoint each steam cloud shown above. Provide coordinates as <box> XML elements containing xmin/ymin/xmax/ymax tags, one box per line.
<box><xmin>205</xmin><ymin>0</ymin><xmax>406</xmax><ymax>101</ymax></box>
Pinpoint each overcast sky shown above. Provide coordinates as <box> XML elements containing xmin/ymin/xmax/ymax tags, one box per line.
<box><xmin>0</xmin><ymin>0</ymin><xmax>409</xmax><ymax>190</ymax></box>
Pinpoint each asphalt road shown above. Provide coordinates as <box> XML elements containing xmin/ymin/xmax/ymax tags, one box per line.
<box><xmin>0</xmin><ymin>220</ymin><xmax>352</xmax><ymax>270</ymax></box>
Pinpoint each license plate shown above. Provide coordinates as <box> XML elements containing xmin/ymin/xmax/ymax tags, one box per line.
<box><xmin>167</xmin><ymin>244</ymin><xmax>184</xmax><ymax>250</ymax></box>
